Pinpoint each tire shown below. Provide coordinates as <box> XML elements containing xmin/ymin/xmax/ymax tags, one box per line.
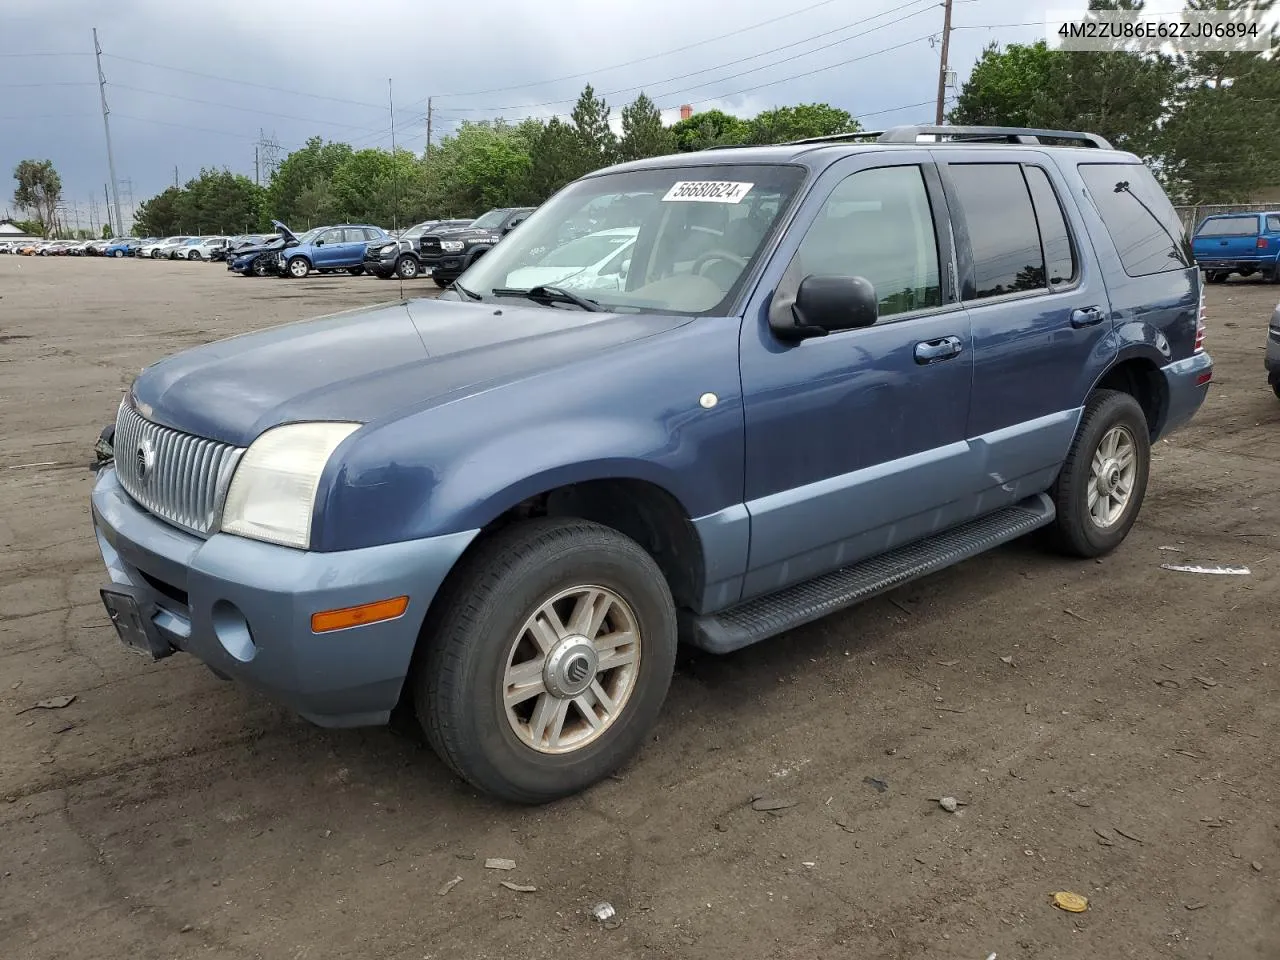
<box><xmin>347</xmin><ymin>265</ymin><xmax>364</xmax><ymax>276</ymax></box>
<box><xmin>1047</xmin><ymin>389</ymin><xmax>1151</xmax><ymax>558</ymax></box>
<box><xmin>112</xmin><ymin>249</ymin><xmax>124</xmax><ymax>258</ymax></box>
<box><xmin>433</xmin><ymin>277</ymin><xmax>449</xmax><ymax>288</ymax></box>
<box><xmin>415</xmin><ymin>518</ymin><xmax>677</xmax><ymax>804</ymax></box>
<box><xmin>395</xmin><ymin>255</ymin><xmax>420</xmax><ymax>280</ymax></box>
<box><xmin>188</xmin><ymin>250</ymin><xmax>201</xmax><ymax>260</ymax></box>
<box><xmin>1205</xmin><ymin>271</ymin><xmax>1227</xmax><ymax>284</ymax></box>
<box><xmin>286</xmin><ymin>256</ymin><xmax>310</xmax><ymax>279</ymax></box>
<box><xmin>251</xmin><ymin>257</ymin><xmax>270</xmax><ymax>278</ymax></box>
<box><xmin>1272</xmin><ymin>382</ymin><xmax>1280</xmax><ymax>400</ymax></box>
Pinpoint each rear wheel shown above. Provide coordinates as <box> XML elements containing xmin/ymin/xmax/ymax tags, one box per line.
<box><xmin>1047</xmin><ymin>389</ymin><xmax>1150</xmax><ymax>558</ymax></box>
<box><xmin>347</xmin><ymin>265</ymin><xmax>364</xmax><ymax>276</ymax></box>
<box><xmin>112</xmin><ymin>249</ymin><xmax>124</xmax><ymax>258</ymax></box>
<box><xmin>1205</xmin><ymin>271</ymin><xmax>1227</xmax><ymax>284</ymax></box>
<box><xmin>1272</xmin><ymin>382</ymin><xmax>1280</xmax><ymax>400</ymax></box>
<box><xmin>415</xmin><ymin>518</ymin><xmax>677</xmax><ymax>804</ymax></box>
<box><xmin>286</xmin><ymin>256</ymin><xmax>310</xmax><ymax>279</ymax></box>
<box><xmin>433</xmin><ymin>277</ymin><xmax>449</xmax><ymax>288</ymax></box>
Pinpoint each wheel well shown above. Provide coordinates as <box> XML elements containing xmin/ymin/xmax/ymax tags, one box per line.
<box><xmin>1095</xmin><ymin>358</ymin><xmax>1166</xmax><ymax>437</ymax></box>
<box><xmin>479</xmin><ymin>479</ymin><xmax>705</xmax><ymax>610</ymax></box>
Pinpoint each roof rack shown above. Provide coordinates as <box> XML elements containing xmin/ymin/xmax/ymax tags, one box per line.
<box><xmin>875</xmin><ymin>124</ymin><xmax>1114</xmax><ymax>149</ymax></box>
<box><xmin>782</xmin><ymin>130</ymin><xmax>887</xmax><ymax>146</ymax></box>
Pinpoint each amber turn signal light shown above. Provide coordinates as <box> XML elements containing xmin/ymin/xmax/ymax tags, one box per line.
<box><xmin>311</xmin><ymin>596</ymin><xmax>409</xmax><ymax>633</ymax></box>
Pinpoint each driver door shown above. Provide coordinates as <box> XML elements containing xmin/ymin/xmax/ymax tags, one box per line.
<box><xmin>313</xmin><ymin>228</ymin><xmax>344</xmax><ymax>267</ymax></box>
<box><xmin>736</xmin><ymin>153</ymin><xmax>977</xmax><ymax>598</ymax></box>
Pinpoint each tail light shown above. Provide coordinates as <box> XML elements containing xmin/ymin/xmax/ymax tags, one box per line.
<box><xmin>1195</xmin><ymin>282</ymin><xmax>1207</xmax><ymax>353</ymax></box>
<box><xmin>1260</xmin><ymin>237</ymin><xmax>1270</xmax><ymax>249</ymax></box>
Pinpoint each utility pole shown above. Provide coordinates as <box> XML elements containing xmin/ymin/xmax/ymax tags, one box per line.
<box><xmin>174</xmin><ymin>165</ymin><xmax>179</xmax><ymax>188</ymax></box>
<box><xmin>121</xmin><ymin>177</ymin><xmax>134</xmax><ymax>228</ymax></box>
<box><xmin>73</xmin><ymin>201</ymin><xmax>82</xmax><ymax>235</ymax></box>
<box><xmin>388</xmin><ymin>78</ymin><xmax>400</xmax><ymax>232</ymax></box>
<box><xmin>89</xmin><ymin>195</ymin><xmax>99</xmax><ymax>235</ymax></box>
<box><xmin>93</xmin><ymin>28</ymin><xmax>125</xmax><ymax>242</ymax></box>
<box><xmin>934</xmin><ymin>0</ymin><xmax>954</xmax><ymax>126</ymax></box>
<box><xmin>427</xmin><ymin>96</ymin><xmax>437</xmax><ymax>158</ymax></box>
<box><xmin>104</xmin><ymin>183</ymin><xmax>113</xmax><ymax>235</ymax></box>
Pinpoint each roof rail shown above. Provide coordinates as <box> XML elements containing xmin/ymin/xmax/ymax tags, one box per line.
<box><xmin>783</xmin><ymin>130</ymin><xmax>887</xmax><ymax>146</ymax></box>
<box><xmin>876</xmin><ymin>124</ymin><xmax>1114</xmax><ymax>149</ymax></box>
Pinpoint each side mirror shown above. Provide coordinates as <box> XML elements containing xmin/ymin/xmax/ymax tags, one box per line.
<box><xmin>618</xmin><ymin>258</ymin><xmax>631</xmax><ymax>277</ymax></box>
<box><xmin>504</xmin><ymin>218</ymin><xmax>526</xmax><ymax>234</ymax></box>
<box><xmin>773</xmin><ymin>275</ymin><xmax>878</xmax><ymax>341</ymax></box>
<box><xmin>315</xmin><ymin>238</ymin><xmax>325</xmax><ymax>245</ymax></box>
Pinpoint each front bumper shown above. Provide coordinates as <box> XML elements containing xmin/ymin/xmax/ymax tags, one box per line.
<box><xmin>1266</xmin><ymin>320</ymin><xmax>1280</xmax><ymax>384</ymax></box>
<box><xmin>363</xmin><ymin>250</ymin><xmax>400</xmax><ymax>275</ymax></box>
<box><xmin>1157</xmin><ymin>351</ymin><xmax>1214</xmax><ymax>438</ymax></box>
<box><xmin>90</xmin><ymin>468</ymin><xmax>477</xmax><ymax>727</ymax></box>
<box><xmin>421</xmin><ymin>254</ymin><xmax>465</xmax><ymax>278</ymax></box>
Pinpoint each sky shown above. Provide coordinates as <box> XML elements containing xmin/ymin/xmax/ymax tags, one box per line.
<box><xmin>0</xmin><ymin>0</ymin><xmax>1183</xmax><ymax>231</ymax></box>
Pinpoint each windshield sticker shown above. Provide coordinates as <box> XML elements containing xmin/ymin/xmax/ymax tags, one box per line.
<box><xmin>662</xmin><ymin>181</ymin><xmax>754</xmax><ymax>204</ymax></box>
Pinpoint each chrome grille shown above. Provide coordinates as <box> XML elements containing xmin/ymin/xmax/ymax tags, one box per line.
<box><xmin>114</xmin><ymin>401</ymin><xmax>244</xmax><ymax>537</ymax></box>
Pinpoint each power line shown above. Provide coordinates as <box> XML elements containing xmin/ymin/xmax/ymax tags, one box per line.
<box><xmin>100</xmin><ymin>53</ymin><xmax>390</xmax><ymax>110</ymax></box>
<box><xmin>439</xmin><ymin>0</ymin><xmax>939</xmax><ymax>113</ymax></box>
<box><xmin>107</xmin><ymin>82</ymin><xmax>393</xmax><ymax>133</ymax></box>
<box><xmin>0</xmin><ymin>51</ymin><xmax>92</xmax><ymax>58</ymax></box>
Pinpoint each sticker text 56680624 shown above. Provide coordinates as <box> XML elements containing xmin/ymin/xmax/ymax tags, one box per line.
<box><xmin>661</xmin><ymin>181</ymin><xmax>755</xmax><ymax>204</ymax></box>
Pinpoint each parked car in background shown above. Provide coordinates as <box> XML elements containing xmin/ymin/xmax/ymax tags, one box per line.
<box><xmin>278</xmin><ymin>223</ymin><xmax>389</xmax><ymax>278</ymax></box>
<box><xmin>419</xmin><ymin>206</ymin><xmax>535</xmax><ymax>287</ymax></box>
<box><xmin>85</xmin><ymin>238</ymin><xmax>115</xmax><ymax>256</ymax></box>
<box><xmin>180</xmin><ymin>237</ymin><xmax>228</xmax><ymax>260</ymax></box>
<box><xmin>140</xmin><ymin>237</ymin><xmax>190</xmax><ymax>259</ymax></box>
<box><xmin>503</xmin><ymin>226</ymin><xmax>638</xmax><ymax>292</ymax></box>
<box><xmin>1191</xmin><ymin>211</ymin><xmax>1280</xmax><ymax>283</ymax></box>
<box><xmin>105</xmin><ymin>238</ymin><xmax>142</xmax><ymax>258</ymax></box>
<box><xmin>227</xmin><ymin>223</ymin><xmax>307</xmax><ymax>277</ymax></box>
<box><xmin>363</xmin><ymin>218</ymin><xmax>473</xmax><ymax>280</ymax></box>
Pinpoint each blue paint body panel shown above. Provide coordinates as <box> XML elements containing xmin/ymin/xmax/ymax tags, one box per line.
<box><xmin>92</xmin><ymin>137</ymin><xmax>1215</xmax><ymax>727</ymax></box>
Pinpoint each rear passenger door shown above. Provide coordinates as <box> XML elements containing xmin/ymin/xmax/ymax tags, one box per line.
<box><xmin>933</xmin><ymin>152</ymin><xmax>1116</xmax><ymax>507</ymax></box>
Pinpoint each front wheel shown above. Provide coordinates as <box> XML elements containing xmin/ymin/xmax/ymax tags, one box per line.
<box><xmin>395</xmin><ymin>255</ymin><xmax>420</xmax><ymax>280</ymax></box>
<box><xmin>415</xmin><ymin>518</ymin><xmax>677</xmax><ymax>804</ymax></box>
<box><xmin>188</xmin><ymin>250</ymin><xmax>201</xmax><ymax>260</ymax></box>
<box><xmin>113</xmin><ymin>249</ymin><xmax>124</xmax><ymax>258</ymax></box>
<box><xmin>347</xmin><ymin>265</ymin><xmax>364</xmax><ymax>276</ymax></box>
<box><xmin>251</xmin><ymin>257</ymin><xmax>270</xmax><ymax>278</ymax></box>
<box><xmin>286</xmin><ymin>256</ymin><xmax>310</xmax><ymax>279</ymax></box>
<box><xmin>1047</xmin><ymin>389</ymin><xmax>1151</xmax><ymax>558</ymax></box>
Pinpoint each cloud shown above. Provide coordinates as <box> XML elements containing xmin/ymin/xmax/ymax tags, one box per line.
<box><xmin>1</xmin><ymin>0</ymin><xmax>1069</xmax><ymax>223</ymax></box>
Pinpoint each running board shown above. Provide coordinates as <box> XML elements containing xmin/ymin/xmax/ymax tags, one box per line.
<box><xmin>686</xmin><ymin>494</ymin><xmax>1055</xmax><ymax>654</ymax></box>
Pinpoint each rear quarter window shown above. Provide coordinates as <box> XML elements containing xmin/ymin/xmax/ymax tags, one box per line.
<box><xmin>1078</xmin><ymin>163</ymin><xmax>1192</xmax><ymax>277</ymax></box>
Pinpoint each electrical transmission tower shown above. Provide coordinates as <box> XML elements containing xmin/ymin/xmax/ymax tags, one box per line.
<box><xmin>256</xmin><ymin>128</ymin><xmax>283</xmax><ymax>182</ymax></box>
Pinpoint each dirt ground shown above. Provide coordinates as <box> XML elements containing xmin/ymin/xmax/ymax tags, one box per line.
<box><xmin>0</xmin><ymin>256</ymin><xmax>1277</xmax><ymax>960</ymax></box>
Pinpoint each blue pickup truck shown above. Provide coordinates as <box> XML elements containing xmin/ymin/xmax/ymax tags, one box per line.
<box><xmin>1191</xmin><ymin>210</ymin><xmax>1280</xmax><ymax>283</ymax></box>
<box><xmin>90</xmin><ymin>125</ymin><xmax>1212</xmax><ymax>803</ymax></box>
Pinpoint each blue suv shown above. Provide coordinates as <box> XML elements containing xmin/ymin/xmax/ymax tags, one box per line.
<box><xmin>279</xmin><ymin>223</ymin><xmax>388</xmax><ymax>278</ymax></box>
<box><xmin>1191</xmin><ymin>210</ymin><xmax>1280</xmax><ymax>283</ymax></box>
<box><xmin>89</xmin><ymin>125</ymin><xmax>1212</xmax><ymax>803</ymax></box>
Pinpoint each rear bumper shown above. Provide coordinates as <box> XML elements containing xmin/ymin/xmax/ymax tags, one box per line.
<box><xmin>1157</xmin><ymin>351</ymin><xmax>1214</xmax><ymax>438</ymax></box>
<box><xmin>90</xmin><ymin>468</ymin><xmax>477</xmax><ymax>727</ymax></box>
<box><xmin>1197</xmin><ymin>258</ymin><xmax>1271</xmax><ymax>272</ymax></box>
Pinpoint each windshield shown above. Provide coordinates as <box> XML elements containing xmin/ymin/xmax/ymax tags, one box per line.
<box><xmin>469</xmin><ymin>209</ymin><xmax>509</xmax><ymax>230</ymax></box>
<box><xmin>295</xmin><ymin>228</ymin><xmax>321</xmax><ymax>244</ymax></box>
<box><xmin>460</xmin><ymin>164</ymin><xmax>806</xmax><ymax>314</ymax></box>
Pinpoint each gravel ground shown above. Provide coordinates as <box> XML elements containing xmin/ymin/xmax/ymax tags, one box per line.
<box><xmin>1</xmin><ymin>256</ymin><xmax>1277</xmax><ymax>960</ymax></box>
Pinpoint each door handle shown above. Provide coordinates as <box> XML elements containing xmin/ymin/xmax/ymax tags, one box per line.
<box><xmin>1070</xmin><ymin>306</ymin><xmax>1106</xmax><ymax>328</ymax></box>
<box><xmin>914</xmin><ymin>336</ymin><xmax>963</xmax><ymax>364</ymax></box>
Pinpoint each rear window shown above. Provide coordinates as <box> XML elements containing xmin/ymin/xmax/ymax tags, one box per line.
<box><xmin>1196</xmin><ymin>215</ymin><xmax>1259</xmax><ymax>237</ymax></box>
<box><xmin>1078</xmin><ymin>163</ymin><xmax>1192</xmax><ymax>277</ymax></box>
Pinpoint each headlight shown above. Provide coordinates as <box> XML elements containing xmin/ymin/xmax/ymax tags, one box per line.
<box><xmin>220</xmin><ymin>422</ymin><xmax>359</xmax><ymax>549</ymax></box>
<box><xmin>379</xmin><ymin>243</ymin><xmax>397</xmax><ymax>255</ymax></box>
<box><xmin>440</xmin><ymin>240</ymin><xmax>465</xmax><ymax>253</ymax></box>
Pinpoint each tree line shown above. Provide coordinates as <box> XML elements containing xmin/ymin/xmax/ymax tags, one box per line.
<box><xmin>127</xmin><ymin>89</ymin><xmax>862</xmax><ymax>236</ymax></box>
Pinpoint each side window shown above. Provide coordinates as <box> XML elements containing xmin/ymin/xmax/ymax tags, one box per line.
<box><xmin>1077</xmin><ymin>162</ymin><xmax>1192</xmax><ymax>276</ymax></box>
<box><xmin>1267</xmin><ymin>215</ymin><xmax>1280</xmax><ymax>234</ymax></box>
<box><xmin>322</xmin><ymin>228</ymin><xmax>344</xmax><ymax>244</ymax></box>
<box><xmin>344</xmin><ymin>228</ymin><xmax>368</xmax><ymax>243</ymax></box>
<box><xmin>1023</xmin><ymin>165</ymin><xmax>1077</xmax><ymax>287</ymax></box>
<box><xmin>362</xmin><ymin>228</ymin><xmax>382</xmax><ymax>241</ymax></box>
<box><xmin>948</xmin><ymin>163</ymin><xmax>1045</xmax><ymax>299</ymax></box>
<box><xmin>793</xmin><ymin>164</ymin><xmax>942</xmax><ymax>319</ymax></box>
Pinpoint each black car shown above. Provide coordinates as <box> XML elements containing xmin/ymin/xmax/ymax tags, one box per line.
<box><xmin>364</xmin><ymin>219</ymin><xmax>473</xmax><ymax>280</ymax></box>
<box><xmin>227</xmin><ymin>223</ymin><xmax>305</xmax><ymax>277</ymax></box>
<box><xmin>419</xmin><ymin>207</ymin><xmax>535</xmax><ymax>287</ymax></box>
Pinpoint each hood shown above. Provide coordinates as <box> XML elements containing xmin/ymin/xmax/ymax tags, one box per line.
<box><xmin>425</xmin><ymin>225</ymin><xmax>498</xmax><ymax>242</ymax></box>
<box><xmin>271</xmin><ymin>219</ymin><xmax>300</xmax><ymax>243</ymax></box>
<box><xmin>128</xmin><ymin>298</ymin><xmax>692</xmax><ymax>447</ymax></box>
<box><xmin>233</xmin><ymin>235</ymin><xmax>291</xmax><ymax>257</ymax></box>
